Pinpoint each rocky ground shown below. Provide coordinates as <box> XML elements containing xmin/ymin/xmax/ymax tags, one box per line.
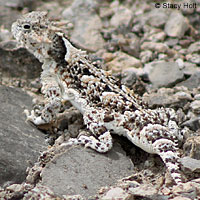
<box><xmin>0</xmin><ymin>0</ymin><xmax>200</xmax><ymax>199</ymax></box>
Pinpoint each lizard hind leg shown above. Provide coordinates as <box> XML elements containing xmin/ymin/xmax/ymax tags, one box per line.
<box><xmin>153</xmin><ymin>139</ymin><xmax>182</xmax><ymax>184</ymax></box>
<box><xmin>62</xmin><ymin>131</ymin><xmax>113</xmax><ymax>153</ymax></box>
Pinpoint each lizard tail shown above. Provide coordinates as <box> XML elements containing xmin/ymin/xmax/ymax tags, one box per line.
<box><xmin>153</xmin><ymin>138</ymin><xmax>182</xmax><ymax>184</ymax></box>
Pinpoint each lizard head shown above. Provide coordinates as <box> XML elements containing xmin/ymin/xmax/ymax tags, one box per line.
<box><xmin>12</xmin><ymin>11</ymin><xmax>51</xmax><ymax>47</ymax></box>
<box><xmin>12</xmin><ymin>11</ymin><xmax>86</xmax><ymax>63</ymax></box>
<box><xmin>12</xmin><ymin>11</ymin><xmax>65</xmax><ymax>61</ymax></box>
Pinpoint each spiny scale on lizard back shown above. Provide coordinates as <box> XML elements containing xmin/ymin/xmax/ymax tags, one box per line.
<box><xmin>12</xmin><ymin>12</ymin><xmax>146</xmax><ymax>112</ymax></box>
<box><xmin>12</xmin><ymin>11</ymin><xmax>185</xmax><ymax>185</ymax></box>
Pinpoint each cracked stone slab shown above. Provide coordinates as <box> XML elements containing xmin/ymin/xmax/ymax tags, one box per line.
<box><xmin>41</xmin><ymin>143</ymin><xmax>134</xmax><ymax>199</ymax></box>
<box><xmin>0</xmin><ymin>85</ymin><xmax>46</xmax><ymax>186</ymax></box>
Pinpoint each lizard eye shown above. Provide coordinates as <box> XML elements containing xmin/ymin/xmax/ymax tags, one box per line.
<box><xmin>23</xmin><ymin>24</ymin><xmax>31</xmax><ymax>30</ymax></box>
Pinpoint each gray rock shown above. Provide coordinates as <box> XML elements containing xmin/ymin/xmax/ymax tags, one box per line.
<box><xmin>172</xmin><ymin>181</ymin><xmax>199</xmax><ymax>200</ymax></box>
<box><xmin>41</xmin><ymin>144</ymin><xmax>134</xmax><ymax>199</ymax></box>
<box><xmin>0</xmin><ymin>41</ymin><xmax>42</xmax><ymax>79</ymax></box>
<box><xmin>0</xmin><ymin>0</ymin><xmax>36</xmax><ymax>9</ymax></box>
<box><xmin>0</xmin><ymin>183</ymin><xmax>62</xmax><ymax>200</ymax></box>
<box><xmin>182</xmin><ymin>62</ymin><xmax>198</xmax><ymax>76</ymax></box>
<box><xmin>158</xmin><ymin>53</ymin><xmax>168</xmax><ymax>60</ymax></box>
<box><xmin>177</xmin><ymin>72</ymin><xmax>200</xmax><ymax>89</ymax></box>
<box><xmin>62</xmin><ymin>0</ymin><xmax>98</xmax><ymax>19</ymax></box>
<box><xmin>122</xmin><ymin>68</ymin><xmax>146</xmax><ymax>95</ymax></box>
<box><xmin>106</xmin><ymin>51</ymin><xmax>142</xmax><ymax>73</ymax></box>
<box><xmin>164</xmin><ymin>11</ymin><xmax>189</xmax><ymax>38</ymax></box>
<box><xmin>110</xmin><ymin>6</ymin><xmax>133</xmax><ymax>28</ymax></box>
<box><xmin>194</xmin><ymin>94</ymin><xmax>200</xmax><ymax>100</ymax></box>
<box><xmin>99</xmin><ymin>5</ymin><xmax>114</xmax><ymax>19</ymax></box>
<box><xmin>181</xmin><ymin>0</ymin><xmax>196</xmax><ymax>14</ymax></box>
<box><xmin>183</xmin><ymin>136</ymin><xmax>200</xmax><ymax>160</ymax></box>
<box><xmin>175</xmin><ymin>91</ymin><xmax>193</xmax><ymax>101</ymax></box>
<box><xmin>174</xmin><ymin>45</ymin><xmax>182</xmax><ymax>51</ymax></box>
<box><xmin>0</xmin><ymin>4</ymin><xmax>20</xmax><ymax>29</ymax></box>
<box><xmin>0</xmin><ymin>28</ymin><xmax>12</xmax><ymax>42</ymax></box>
<box><xmin>186</xmin><ymin>53</ymin><xmax>200</xmax><ymax>64</ymax></box>
<box><xmin>119</xmin><ymin>33</ymin><xmax>141</xmax><ymax>58</ymax></box>
<box><xmin>62</xmin><ymin>0</ymin><xmax>105</xmax><ymax>52</ymax></box>
<box><xmin>121</xmin><ymin>70</ymin><xmax>137</xmax><ymax>88</ymax></box>
<box><xmin>70</xmin><ymin>14</ymin><xmax>105</xmax><ymax>52</ymax></box>
<box><xmin>143</xmin><ymin>93</ymin><xmax>185</xmax><ymax>108</ymax></box>
<box><xmin>101</xmin><ymin>187</ymin><xmax>132</xmax><ymax>200</ymax></box>
<box><xmin>175</xmin><ymin>58</ymin><xmax>184</xmax><ymax>69</ymax></box>
<box><xmin>106</xmin><ymin>32</ymin><xmax>140</xmax><ymax>58</ymax></box>
<box><xmin>132</xmin><ymin>23</ymin><xmax>143</xmax><ymax>34</ymax></box>
<box><xmin>143</xmin><ymin>88</ymin><xmax>192</xmax><ymax>109</ymax></box>
<box><xmin>0</xmin><ymin>0</ymin><xmax>38</xmax><ymax>29</ymax></box>
<box><xmin>23</xmin><ymin>184</ymin><xmax>61</xmax><ymax>200</ymax></box>
<box><xmin>165</xmin><ymin>38</ymin><xmax>179</xmax><ymax>47</ymax></box>
<box><xmin>188</xmin><ymin>41</ymin><xmax>200</xmax><ymax>54</ymax></box>
<box><xmin>140</xmin><ymin>50</ymin><xmax>153</xmax><ymax>63</ymax></box>
<box><xmin>178</xmin><ymin>48</ymin><xmax>188</xmax><ymax>55</ymax></box>
<box><xmin>144</xmin><ymin>61</ymin><xmax>184</xmax><ymax>88</ymax></box>
<box><xmin>147</xmin><ymin>31</ymin><xmax>166</xmax><ymax>43</ymax></box>
<box><xmin>0</xmin><ymin>85</ymin><xmax>46</xmax><ymax>186</ymax></box>
<box><xmin>181</xmin><ymin>117</ymin><xmax>200</xmax><ymax>131</ymax></box>
<box><xmin>190</xmin><ymin>100</ymin><xmax>200</xmax><ymax>114</ymax></box>
<box><xmin>180</xmin><ymin>157</ymin><xmax>200</xmax><ymax>173</ymax></box>
<box><xmin>141</xmin><ymin>42</ymin><xmax>168</xmax><ymax>53</ymax></box>
<box><xmin>145</xmin><ymin>194</ymin><xmax>170</xmax><ymax>200</ymax></box>
<box><xmin>129</xmin><ymin>184</ymin><xmax>169</xmax><ymax>199</ymax></box>
<box><xmin>146</xmin><ymin>9</ymin><xmax>169</xmax><ymax>28</ymax></box>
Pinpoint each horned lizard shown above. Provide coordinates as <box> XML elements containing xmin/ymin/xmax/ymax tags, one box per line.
<box><xmin>12</xmin><ymin>11</ymin><xmax>185</xmax><ymax>184</ymax></box>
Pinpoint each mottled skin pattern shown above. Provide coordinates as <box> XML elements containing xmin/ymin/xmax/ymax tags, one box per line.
<box><xmin>12</xmin><ymin>11</ymin><xmax>184</xmax><ymax>184</ymax></box>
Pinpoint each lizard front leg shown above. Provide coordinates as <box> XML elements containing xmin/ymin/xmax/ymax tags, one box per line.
<box><xmin>26</xmin><ymin>83</ymin><xmax>62</xmax><ymax>126</ymax></box>
<box><xmin>26</xmin><ymin>97</ymin><xmax>62</xmax><ymax>125</ymax></box>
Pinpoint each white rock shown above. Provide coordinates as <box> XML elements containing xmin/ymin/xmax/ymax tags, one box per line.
<box><xmin>110</xmin><ymin>6</ymin><xmax>133</xmax><ymax>28</ymax></box>
<box><xmin>190</xmin><ymin>100</ymin><xmax>200</xmax><ymax>114</ymax></box>
<box><xmin>164</xmin><ymin>11</ymin><xmax>189</xmax><ymax>38</ymax></box>
<box><xmin>106</xmin><ymin>52</ymin><xmax>142</xmax><ymax>73</ymax></box>
<box><xmin>102</xmin><ymin>187</ymin><xmax>131</xmax><ymax>200</ymax></box>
